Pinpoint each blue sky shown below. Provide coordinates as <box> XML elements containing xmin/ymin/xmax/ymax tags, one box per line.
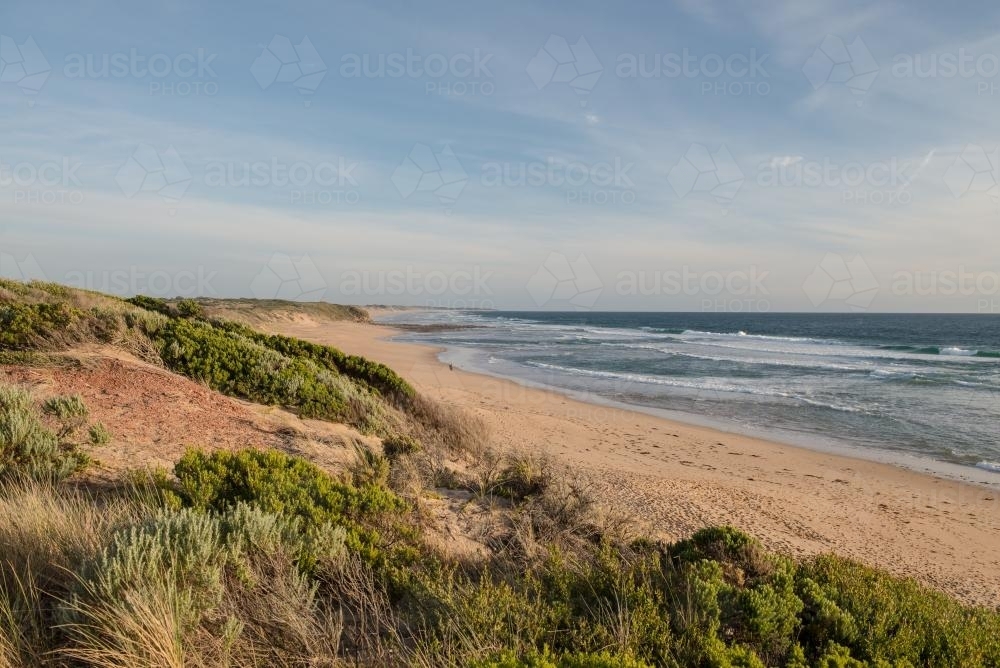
<box><xmin>1</xmin><ymin>0</ymin><xmax>1000</xmax><ymax>311</ymax></box>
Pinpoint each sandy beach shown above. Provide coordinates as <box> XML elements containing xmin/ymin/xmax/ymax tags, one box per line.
<box><xmin>269</xmin><ymin>317</ymin><xmax>1000</xmax><ymax>607</ymax></box>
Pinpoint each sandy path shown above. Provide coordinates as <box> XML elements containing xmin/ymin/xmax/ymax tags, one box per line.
<box><xmin>271</xmin><ymin>319</ymin><xmax>1000</xmax><ymax>607</ymax></box>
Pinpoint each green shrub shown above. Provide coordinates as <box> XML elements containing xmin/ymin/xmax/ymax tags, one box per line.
<box><xmin>174</xmin><ymin>299</ymin><xmax>203</xmax><ymax>319</ymax></box>
<box><xmin>0</xmin><ymin>384</ymin><xmax>89</xmax><ymax>482</ymax></box>
<box><xmin>124</xmin><ymin>295</ymin><xmax>173</xmax><ymax>317</ymax></box>
<box><xmin>382</xmin><ymin>433</ymin><xmax>422</xmax><ymax>458</ymax></box>
<box><xmin>172</xmin><ymin>449</ymin><xmax>408</xmax><ymax>566</ymax></box>
<box><xmin>0</xmin><ymin>302</ymin><xmax>81</xmax><ymax>350</ymax></box>
<box><xmin>210</xmin><ymin>318</ymin><xmax>415</xmax><ymax>400</ymax></box>
<box><xmin>66</xmin><ymin>504</ymin><xmax>346</xmax><ymax>664</ymax></box>
<box><xmin>148</xmin><ymin>318</ymin><xmax>392</xmax><ymax>433</ymax></box>
<box><xmin>798</xmin><ymin>554</ymin><xmax>1000</xmax><ymax>667</ymax></box>
<box><xmin>88</xmin><ymin>423</ymin><xmax>111</xmax><ymax>445</ymax></box>
<box><xmin>42</xmin><ymin>394</ymin><xmax>89</xmax><ymax>437</ymax></box>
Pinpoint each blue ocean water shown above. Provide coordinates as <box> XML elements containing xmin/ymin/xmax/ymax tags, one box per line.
<box><xmin>381</xmin><ymin>311</ymin><xmax>1000</xmax><ymax>478</ymax></box>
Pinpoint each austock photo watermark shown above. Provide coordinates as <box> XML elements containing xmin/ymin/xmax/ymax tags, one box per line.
<box><xmin>616</xmin><ymin>48</ymin><xmax>771</xmax><ymax>97</ymax></box>
<box><xmin>527</xmin><ymin>253</ymin><xmax>604</xmax><ymax>310</ymax></box>
<box><xmin>0</xmin><ymin>34</ymin><xmax>51</xmax><ymax>97</ymax></box>
<box><xmin>204</xmin><ymin>156</ymin><xmax>360</xmax><ymax>205</ymax></box>
<box><xmin>251</xmin><ymin>253</ymin><xmax>327</xmax><ymax>301</ymax></box>
<box><xmin>527</xmin><ymin>35</ymin><xmax>772</xmax><ymax>100</ymax></box>
<box><xmin>64</xmin><ymin>48</ymin><xmax>219</xmax><ymax>96</ymax></box>
<box><xmin>668</xmin><ymin>143</ymin><xmax>744</xmax><ymax>210</ymax></box>
<box><xmin>0</xmin><ymin>156</ymin><xmax>85</xmax><ymax>205</ymax></box>
<box><xmin>944</xmin><ymin>144</ymin><xmax>1000</xmax><ymax>206</ymax></box>
<box><xmin>113</xmin><ymin>145</ymin><xmax>361</xmax><ymax>207</ymax></box>
<box><xmin>340</xmin><ymin>48</ymin><xmax>494</xmax><ymax>97</ymax></box>
<box><xmin>0</xmin><ymin>251</ymin><xmax>45</xmax><ymax>282</ymax></box>
<box><xmin>116</xmin><ymin>144</ymin><xmax>192</xmax><ymax>204</ymax></box>
<box><xmin>893</xmin><ymin>48</ymin><xmax>1000</xmax><ymax>96</ymax></box>
<box><xmin>802</xmin><ymin>35</ymin><xmax>879</xmax><ymax>105</ymax></box>
<box><xmin>527</xmin><ymin>35</ymin><xmax>603</xmax><ymax>102</ymax></box>
<box><xmin>251</xmin><ymin>35</ymin><xmax>326</xmax><ymax>100</ymax></box>
<box><xmin>893</xmin><ymin>267</ymin><xmax>1000</xmax><ymax>313</ymax></box>
<box><xmin>392</xmin><ymin>143</ymin><xmax>468</xmax><ymax>210</ymax></box>
<box><xmin>481</xmin><ymin>156</ymin><xmax>636</xmax><ymax>205</ymax></box>
<box><xmin>63</xmin><ymin>266</ymin><xmax>219</xmax><ymax>297</ymax></box>
<box><xmin>338</xmin><ymin>265</ymin><xmax>495</xmax><ymax>309</ymax></box>
<box><xmin>757</xmin><ymin>154</ymin><xmax>924</xmax><ymax>206</ymax></box>
<box><xmin>803</xmin><ymin>253</ymin><xmax>880</xmax><ymax>310</ymax></box>
<box><xmin>617</xmin><ymin>266</ymin><xmax>772</xmax><ymax>312</ymax></box>
<box><xmin>803</xmin><ymin>254</ymin><xmax>1000</xmax><ymax>312</ymax></box>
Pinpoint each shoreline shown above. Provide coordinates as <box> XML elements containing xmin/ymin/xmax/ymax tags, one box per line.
<box><xmin>269</xmin><ymin>316</ymin><xmax>1000</xmax><ymax>607</ymax></box>
<box><xmin>428</xmin><ymin>340</ymin><xmax>1000</xmax><ymax>490</ymax></box>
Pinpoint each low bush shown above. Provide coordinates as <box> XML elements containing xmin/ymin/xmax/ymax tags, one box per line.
<box><xmin>0</xmin><ymin>384</ymin><xmax>90</xmax><ymax>483</ymax></box>
<box><xmin>172</xmin><ymin>448</ymin><xmax>410</xmax><ymax>567</ymax></box>
<box><xmin>148</xmin><ymin>317</ymin><xmax>394</xmax><ymax>434</ymax></box>
<box><xmin>64</xmin><ymin>505</ymin><xmax>346</xmax><ymax>667</ymax></box>
<box><xmin>42</xmin><ymin>394</ymin><xmax>89</xmax><ymax>437</ymax></box>
<box><xmin>382</xmin><ymin>433</ymin><xmax>422</xmax><ymax>458</ymax></box>
<box><xmin>88</xmin><ymin>422</ymin><xmax>112</xmax><ymax>445</ymax></box>
<box><xmin>0</xmin><ymin>302</ymin><xmax>81</xmax><ymax>350</ymax></box>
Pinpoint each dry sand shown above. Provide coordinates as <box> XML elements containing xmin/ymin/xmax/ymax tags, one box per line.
<box><xmin>270</xmin><ymin>317</ymin><xmax>1000</xmax><ymax>608</ymax></box>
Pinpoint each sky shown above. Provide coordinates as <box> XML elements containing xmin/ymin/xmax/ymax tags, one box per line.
<box><xmin>1</xmin><ymin>0</ymin><xmax>1000</xmax><ymax>312</ymax></box>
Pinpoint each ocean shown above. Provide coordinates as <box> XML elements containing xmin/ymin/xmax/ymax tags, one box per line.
<box><xmin>380</xmin><ymin>310</ymin><xmax>1000</xmax><ymax>482</ymax></box>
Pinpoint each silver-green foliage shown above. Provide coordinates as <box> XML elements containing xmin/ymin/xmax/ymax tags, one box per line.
<box><xmin>0</xmin><ymin>385</ymin><xmax>88</xmax><ymax>482</ymax></box>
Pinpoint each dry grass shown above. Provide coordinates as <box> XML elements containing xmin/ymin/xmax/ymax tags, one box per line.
<box><xmin>0</xmin><ymin>480</ymin><xmax>152</xmax><ymax>667</ymax></box>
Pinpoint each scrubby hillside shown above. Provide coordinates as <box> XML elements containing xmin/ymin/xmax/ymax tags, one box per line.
<box><xmin>169</xmin><ymin>297</ymin><xmax>371</xmax><ymax>327</ymax></box>
<box><xmin>1</xmin><ymin>279</ymin><xmax>999</xmax><ymax>667</ymax></box>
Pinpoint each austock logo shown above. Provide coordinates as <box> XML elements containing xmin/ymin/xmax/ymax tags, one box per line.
<box><xmin>527</xmin><ymin>35</ymin><xmax>603</xmax><ymax>100</ymax></box>
<box><xmin>391</xmin><ymin>143</ymin><xmax>468</xmax><ymax>209</ymax></box>
<box><xmin>944</xmin><ymin>144</ymin><xmax>1000</xmax><ymax>206</ymax></box>
<box><xmin>0</xmin><ymin>35</ymin><xmax>50</xmax><ymax>96</ymax></box>
<box><xmin>802</xmin><ymin>35</ymin><xmax>878</xmax><ymax>104</ymax></box>
<box><xmin>668</xmin><ymin>144</ymin><xmax>744</xmax><ymax>209</ymax></box>
<box><xmin>803</xmin><ymin>253</ymin><xmax>879</xmax><ymax>310</ymax></box>
<box><xmin>0</xmin><ymin>251</ymin><xmax>46</xmax><ymax>281</ymax></box>
<box><xmin>526</xmin><ymin>253</ymin><xmax>603</xmax><ymax>309</ymax></box>
<box><xmin>115</xmin><ymin>144</ymin><xmax>192</xmax><ymax>202</ymax></box>
<box><xmin>251</xmin><ymin>35</ymin><xmax>326</xmax><ymax>97</ymax></box>
<box><xmin>250</xmin><ymin>253</ymin><xmax>326</xmax><ymax>301</ymax></box>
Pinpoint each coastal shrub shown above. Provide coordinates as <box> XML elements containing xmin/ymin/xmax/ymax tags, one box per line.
<box><xmin>0</xmin><ymin>384</ymin><xmax>89</xmax><ymax>482</ymax></box>
<box><xmin>172</xmin><ymin>448</ymin><xmax>408</xmax><ymax>566</ymax></box>
<box><xmin>64</xmin><ymin>504</ymin><xmax>346</xmax><ymax>666</ymax></box>
<box><xmin>382</xmin><ymin>433</ymin><xmax>422</xmax><ymax>458</ymax></box>
<box><xmin>798</xmin><ymin>554</ymin><xmax>1000</xmax><ymax>666</ymax></box>
<box><xmin>0</xmin><ymin>480</ymin><xmax>152</xmax><ymax>665</ymax></box>
<box><xmin>0</xmin><ymin>302</ymin><xmax>81</xmax><ymax>350</ymax></box>
<box><xmin>174</xmin><ymin>298</ymin><xmax>203</xmax><ymax>319</ymax></box>
<box><xmin>42</xmin><ymin>394</ymin><xmax>90</xmax><ymax>437</ymax></box>
<box><xmin>147</xmin><ymin>317</ymin><xmax>392</xmax><ymax>433</ymax></box>
<box><xmin>125</xmin><ymin>295</ymin><xmax>173</xmax><ymax>317</ymax></box>
<box><xmin>210</xmin><ymin>318</ymin><xmax>415</xmax><ymax>401</ymax></box>
<box><xmin>88</xmin><ymin>422</ymin><xmax>112</xmax><ymax>445</ymax></box>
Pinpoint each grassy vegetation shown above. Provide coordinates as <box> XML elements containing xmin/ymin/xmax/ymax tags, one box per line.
<box><xmin>0</xmin><ymin>439</ymin><xmax>996</xmax><ymax>666</ymax></box>
<box><xmin>0</xmin><ymin>279</ymin><xmax>998</xmax><ymax>666</ymax></box>
<box><xmin>0</xmin><ymin>384</ymin><xmax>91</xmax><ymax>482</ymax></box>
<box><xmin>0</xmin><ymin>281</ymin><xmax>419</xmax><ymax>437</ymax></box>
